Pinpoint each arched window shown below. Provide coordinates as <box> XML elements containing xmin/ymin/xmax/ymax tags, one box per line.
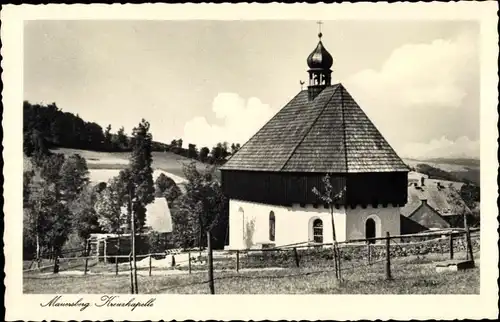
<box><xmin>313</xmin><ymin>219</ymin><xmax>323</xmax><ymax>243</ymax></box>
<box><xmin>365</xmin><ymin>218</ymin><xmax>376</xmax><ymax>244</ymax></box>
<box><xmin>269</xmin><ymin>211</ymin><xmax>276</xmax><ymax>242</ymax></box>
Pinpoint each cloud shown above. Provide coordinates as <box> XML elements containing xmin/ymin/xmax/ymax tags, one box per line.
<box><xmin>400</xmin><ymin>136</ymin><xmax>480</xmax><ymax>160</ymax></box>
<box><xmin>344</xmin><ymin>30</ymin><xmax>478</xmax><ymax>159</ymax></box>
<box><xmin>183</xmin><ymin>93</ymin><xmax>275</xmax><ymax>148</ymax></box>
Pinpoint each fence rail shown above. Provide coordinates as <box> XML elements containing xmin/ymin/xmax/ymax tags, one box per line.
<box><xmin>24</xmin><ymin>228</ymin><xmax>480</xmax><ymax>294</ymax></box>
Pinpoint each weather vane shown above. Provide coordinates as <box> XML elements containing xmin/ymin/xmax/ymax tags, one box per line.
<box><xmin>300</xmin><ymin>80</ymin><xmax>305</xmax><ymax>90</ymax></box>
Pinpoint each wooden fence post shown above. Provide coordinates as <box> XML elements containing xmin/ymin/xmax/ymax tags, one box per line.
<box><xmin>293</xmin><ymin>247</ymin><xmax>300</xmax><ymax>267</ymax></box>
<box><xmin>104</xmin><ymin>240</ymin><xmax>107</xmax><ymax>263</ymax></box>
<box><xmin>53</xmin><ymin>256</ymin><xmax>60</xmax><ymax>274</ymax></box>
<box><xmin>236</xmin><ymin>250</ymin><xmax>240</xmax><ymax>272</ymax></box>
<box><xmin>385</xmin><ymin>232</ymin><xmax>392</xmax><ymax>280</ymax></box>
<box><xmin>188</xmin><ymin>251</ymin><xmax>192</xmax><ymax>274</ymax></box>
<box><xmin>115</xmin><ymin>256</ymin><xmax>119</xmax><ymax>276</ymax></box>
<box><xmin>129</xmin><ymin>254</ymin><xmax>134</xmax><ymax>294</ymax></box>
<box><xmin>449</xmin><ymin>233</ymin><xmax>454</xmax><ymax>260</ymax></box>
<box><xmin>207</xmin><ymin>231</ymin><xmax>215</xmax><ymax>294</ymax></box>
<box><xmin>465</xmin><ymin>227</ymin><xmax>474</xmax><ymax>263</ymax></box>
<box><xmin>84</xmin><ymin>257</ymin><xmax>89</xmax><ymax>275</ymax></box>
<box><xmin>367</xmin><ymin>242</ymin><xmax>372</xmax><ymax>265</ymax></box>
<box><xmin>337</xmin><ymin>246</ymin><xmax>342</xmax><ymax>281</ymax></box>
<box><xmin>149</xmin><ymin>255</ymin><xmax>152</xmax><ymax>276</ymax></box>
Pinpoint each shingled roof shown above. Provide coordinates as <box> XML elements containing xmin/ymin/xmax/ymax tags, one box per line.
<box><xmin>221</xmin><ymin>84</ymin><xmax>409</xmax><ymax>173</ymax></box>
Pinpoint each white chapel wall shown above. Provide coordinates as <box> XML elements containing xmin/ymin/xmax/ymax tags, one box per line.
<box><xmin>228</xmin><ymin>199</ymin><xmax>347</xmax><ymax>249</ymax></box>
<box><xmin>345</xmin><ymin>205</ymin><xmax>401</xmax><ymax>241</ymax></box>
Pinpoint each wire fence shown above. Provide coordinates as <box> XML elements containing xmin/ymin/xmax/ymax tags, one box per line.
<box><xmin>24</xmin><ymin>228</ymin><xmax>480</xmax><ymax>294</ymax></box>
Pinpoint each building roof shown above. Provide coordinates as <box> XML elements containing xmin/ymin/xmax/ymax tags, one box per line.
<box><xmin>401</xmin><ymin>181</ymin><xmax>471</xmax><ymax>217</ymax></box>
<box><xmin>221</xmin><ymin>84</ymin><xmax>409</xmax><ymax>173</ymax></box>
<box><xmin>144</xmin><ymin>197</ymin><xmax>173</xmax><ymax>233</ymax></box>
<box><xmin>118</xmin><ymin>197</ymin><xmax>173</xmax><ymax>233</ymax></box>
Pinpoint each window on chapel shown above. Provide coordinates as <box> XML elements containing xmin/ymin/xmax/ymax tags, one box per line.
<box><xmin>313</xmin><ymin>219</ymin><xmax>323</xmax><ymax>243</ymax></box>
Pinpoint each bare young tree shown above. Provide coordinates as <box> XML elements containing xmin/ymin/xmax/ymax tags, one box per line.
<box><xmin>312</xmin><ymin>174</ymin><xmax>345</xmax><ymax>279</ymax></box>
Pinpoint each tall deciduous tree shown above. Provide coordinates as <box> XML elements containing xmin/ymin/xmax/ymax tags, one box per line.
<box><xmin>37</xmin><ymin>153</ymin><xmax>66</xmax><ymax>200</ymax></box>
<box><xmin>128</xmin><ymin>119</ymin><xmax>155</xmax><ymax>230</ymax></box>
<box><xmin>116</xmin><ymin>126</ymin><xmax>128</xmax><ymax>150</ymax></box>
<box><xmin>104</xmin><ymin>124</ymin><xmax>112</xmax><ymax>149</ymax></box>
<box><xmin>71</xmin><ymin>184</ymin><xmax>102</xmax><ymax>242</ymax></box>
<box><xmin>312</xmin><ymin>174</ymin><xmax>345</xmax><ymax>279</ymax></box>
<box><xmin>170</xmin><ymin>162</ymin><xmax>228</xmax><ymax>250</ymax></box>
<box><xmin>199</xmin><ymin>147</ymin><xmax>210</xmax><ymax>163</ymax></box>
<box><xmin>188</xmin><ymin>143</ymin><xmax>198</xmax><ymax>159</ymax></box>
<box><xmin>95</xmin><ymin>184</ymin><xmax>125</xmax><ymax>234</ymax></box>
<box><xmin>26</xmin><ymin>180</ymin><xmax>72</xmax><ymax>259</ymax></box>
<box><xmin>59</xmin><ymin>154</ymin><xmax>90</xmax><ymax>202</ymax></box>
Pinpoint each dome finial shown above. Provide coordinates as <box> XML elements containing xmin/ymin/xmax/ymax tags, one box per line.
<box><xmin>317</xmin><ymin>20</ymin><xmax>323</xmax><ymax>39</ymax></box>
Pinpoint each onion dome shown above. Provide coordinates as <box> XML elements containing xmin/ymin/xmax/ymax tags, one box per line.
<box><xmin>307</xmin><ymin>33</ymin><xmax>333</xmax><ymax>70</ymax></box>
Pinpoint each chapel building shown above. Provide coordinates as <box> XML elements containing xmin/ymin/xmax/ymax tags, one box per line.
<box><xmin>220</xmin><ymin>30</ymin><xmax>409</xmax><ymax>249</ymax></box>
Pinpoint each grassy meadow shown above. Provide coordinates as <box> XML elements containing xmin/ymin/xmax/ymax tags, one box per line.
<box><xmin>24</xmin><ymin>252</ymin><xmax>479</xmax><ymax>294</ymax></box>
<box><xmin>24</xmin><ymin>147</ymin><xmax>220</xmax><ymax>183</ymax></box>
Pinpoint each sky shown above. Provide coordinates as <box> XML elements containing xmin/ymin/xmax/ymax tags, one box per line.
<box><xmin>24</xmin><ymin>20</ymin><xmax>479</xmax><ymax>160</ymax></box>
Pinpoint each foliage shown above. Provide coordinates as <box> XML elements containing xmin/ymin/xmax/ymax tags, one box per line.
<box><xmin>94</xmin><ymin>183</ymin><xmax>125</xmax><ymax>234</ymax></box>
<box><xmin>59</xmin><ymin>154</ymin><xmax>90</xmax><ymax>201</ymax></box>
<box><xmin>198</xmin><ymin>147</ymin><xmax>210</xmax><ymax>163</ymax></box>
<box><xmin>170</xmin><ymin>162</ymin><xmax>228</xmax><ymax>249</ymax></box>
<box><xmin>24</xmin><ymin>101</ymin><xmax>106</xmax><ymax>151</ymax></box>
<box><xmin>37</xmin><ymin>153</ymin><xmax>66</xmax><ymax>187</ymax></box>
<box><xmin>187</xmin><ymin>143</ymin><xmax>198</xmax><ymax>159</ymax></box>
<box><xmin>70</xmin><ymin>184</ymin><xmax>102</xmax><ymax>241</ymax></box>
<box><xmin>147</xmin><ymin>232</ymin><xmax>170</xmax><ymax>254</ymax></box>
<box><xmin>210</xmin><ymin>142</ymin><xmax>230</xmax><ymax>164</ymax></box>
<box><xmin>25</xmin><ymin>180</ymin><xmax>72</xmax><ymax>255</ymax></box>
<box><xmin>104</xmin><ymin>124</ymin><xmax>112</xmax><ymax>148</ymax></box>
<box><xmin>128</xmin><ymin>119</ymin><xmax>155</xmax><ymax>230</ymax></box>
<box><xmin>230</xmin><ymin>143</ymin><xmax>241</xmax><ymax>155</ymax></box>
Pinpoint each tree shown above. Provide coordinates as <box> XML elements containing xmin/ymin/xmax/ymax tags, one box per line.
<box><xmin>155</xmin><ymin>173</ymin><xmax>182</xmax><ymax>203</ymax></box>
<box><xmin>231</xmin><ymin>143</ymin><xmax>241</xmax><ymax>155</ymax></box>
<box><xmin>312</xmin><ymin>174</ymin><xmax>345</xmax><ymax>279</ymax></box>
<box><xmin>155</xmin><ymin>173</ymin><xmax>174</xmax><ymax>195</ymax></box>
<box><xmin>37</xmin><ymin>153</ymin><xmax>66</xmax><ymax>200</ymax></box>
<box><xmin>128</xmin><ymin>119</ymin><xmax>155</xmax><ymax>230</ymax></box>
<box><xmin>170</xmin><ymin>162</ymin><xmax>228</xmax><ymax>250</ymax></box>
<box><xmin>26</xmin><ymin>180</ymin><xmax>72</xmax><ymax>260</ymax></box>
<box><xmin>95</xmin><ymin>184</ymin><xmax>125</xmax><ymax>234</ymax></box>
<box><xmin>71</xmin><ymin>184</ymin><xmax>102</xmax><ymax>242</ymax></box>
<box><xmin>211</xmin><ymin>142</ymin><xmax>230</xmax><ymax>164</ymax></box>
<box><xmin>59</xmin><ymin>154</ymin><xmax>90</xmax><ymax>202</ymax></box>
<box><xmin>199</xmin><ymin>147</ymin><xmax>210</xmax><ymax>163</ymax></box>
<box><xmin>115</xmin><ymin>126</ymin><xmax>128</xmax><ymax>150</ymax></box>
<box><xmin>187</xmin><ymin>143</ymin><xmax>198</xmax><ymax>159</ymax></box>
<box><xmin>104</xmin><ymin>124</ymin><xmax>112</xmax><ymax>149</ymax></box>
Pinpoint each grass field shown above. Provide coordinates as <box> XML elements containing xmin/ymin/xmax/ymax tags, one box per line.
<box><xmin>24</xmin><ymin>147</ymin><xmax>220</xmax><ymax>183</ymax></box>
<box><xmin>23</xmin><ymin>253</ymin><xmax>479</xmax><ymax>294</ymax></box>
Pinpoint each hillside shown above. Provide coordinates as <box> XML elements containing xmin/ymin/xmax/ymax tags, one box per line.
<box><xmin>24</xmin><ymin>148</ymin><xmax>221</xmax><ymax>186</ymax></box>
<box><xmin>403</xmin><ymin>158</ymin><xmax>480</xmax><ymax>186</ymax></box>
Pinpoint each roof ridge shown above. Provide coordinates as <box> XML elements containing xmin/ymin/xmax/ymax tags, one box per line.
<box><xmin>220</xmin><ymin>90</ymin><xmax>307</xmax><ymax>169</ymax></box>
<box><xmin>340</xmin><ymin>85</ymin><xmax>349</xmax><ymax>174</ymax></box>
<box><xmin>280</xmin><ymin>85</ymin><xmax>341</xmax><ymax>171</ymax></box>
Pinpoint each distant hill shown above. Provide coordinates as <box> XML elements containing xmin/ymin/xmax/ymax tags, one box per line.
<box><xmin>24</xmin><ymin>147</ymin><xmax>221</xmax><ymax>185</ymax></box>
<box><xmin>422</xmin><ymin>157</ymin><xmax>480</xmax><ymax>169</ymax></box>
<box><xmin>403</xmin><ymin>157</ymin><xmax>480</xmax><ymax>186</ymax></box>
